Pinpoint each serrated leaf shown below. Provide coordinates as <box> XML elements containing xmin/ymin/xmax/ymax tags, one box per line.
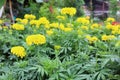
<box><xmin>101</xmin><ymin>59</ymin><xmax>110</xmax><ymax>68</ymax></box>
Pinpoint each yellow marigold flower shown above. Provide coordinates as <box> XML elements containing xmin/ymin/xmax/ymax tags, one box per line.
<box><xmin>111</xmin><ymin>25</ymin><xmax>119</xmax><ymax>31</ymax></box>
<box><xmin>45</xmin><ymin>24</ymin><xmax>50</xmax><ymax>29</ymax></box>
<box><xmin>26</xmin><ymin>34</ymin><xmax>46</xmax><ymax>45</ymax></box>
<box><xmin>61</xmin><ymin>7</ymin><xmax>76</xmax><ymax>16</ymax></box>
<box><xmin>63</xmin><ymin>27</ymin><xmax>73</xmax><ymax>32</ymax></box>
<box><xmin>91</xmin><ymin>23</ymin><xmax>99</xmax><ymax>29</ymax></box>
<box><xmin>118</xmin><ymin>25</ymin><xmax>120</xmax><ymax>28</ymax></box>
<box><xmin>24</xmin><ymin>14</ymin><xmax>36</xmax><ymax>20</ymax></box>
<box><xmin>90</xmin><ymin>36</ymin><xmax>98</xmax><ymax>43</ymax></box>
<box><xmin>106</xmin><ymin>17</ymin><xmax>115</xmax><ymax>22</ymax></box>
<box><xmin>46</xmin><ymin>30</ymin><xmax>53</xmax><ymax>35</ymax></box>
<box><xmin>56</xmin><ymin>15</ymin><xmax>65</xmax><ymax>20</ymax></box>
<box><xmin>102</xmin><ymin>35</ymin><xmax>108</xmax><ymax>41</ymax></box>
<box><xmin>0</xmin><ymin>20</ymin><xmax>3</xmax><ymax>24</ymax></box>
<box><xmin>111</xmin><ymin>30</ymin><xmax>118</xmax><ymax>34</ymax></box>
<box><xmin>102</xmin><ymin>35</ymin><xmax>115</xmax><ymax>41</ymax></box>
<box><xmin>30</xmin><ymin>20</ymin><xmax>39</xmax><ymax>26</ymax></box>
<box><xmin>76</xmin><ymin>17</ymin><xmax>90</xmax><ymax>25</ymax></box>
<box><xmin>106</xmin><ymin>24</ymin><xmax>113</xmax><ymax>30</ymax></box>
<box><xmin>81</xmin><ymin>26</ymin><xmax>88</xmax><ymax>30</ymax></box>
<box><xmin>92</xmin><ymin>36</ymin><xmax>98</xmax><ymax>41</ymax></box>
<box><xmin>54</xmin><ymin>45</ymin><xmax>61</xmax><ymax>50</ymax></box>
<box><xmin>12</xmin><ymin>23</ymin><xmax>24</xmax><ymax>30</ymax></box>
<box><xmin>118</xmin><ymin>30</ymin><xmax>120</xmax><ymax>34</ymax></box>
<box><xmin>111</xmin><ymin>30</ymin><xmax>117</xmax><ymax>34</ymax></box>
<box><xmin>16</xmin><ymin>18</ymin><xmax>22</xmax><ymax>22</ymax></box>
<box><xmin>39</xmin><ymin>17</ymin><xmax>49</xmax><ymax>25</ymax></box>
<box><xmin>11</xmin><ymin>46</ymin><xmax>26</xmax><ymax>58</ymax></box>
<box><xmin>86</xmin><ymin>35</ymin><xmax>98</xmax><ymax>43</ymax></box>
<box><xmin>59</xmin><ymin>23</ymin><xmax>65</xmax><ymax>30</ymax></box>
<box><xmin>50</xmin><ymin>22</ymin><xmax>59</xmax><ymax>28</ymax></box>
<box><xmin>20</xmin><ymin>19</ymin><xmax>28</xmax><ymax>25</ymax></box>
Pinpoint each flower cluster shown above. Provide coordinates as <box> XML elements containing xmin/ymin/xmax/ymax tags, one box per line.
<box><xmin>106</xmin><ymin>24</ymin><xmax>120</xmax><ymax>34</ymax></box>
<box><xmin>12</xmin><ymin>23</ymin><xmax>25</xmax><ymax>30</ymax></box>
<box><xmin>61</xmin><ymin>7</ymin><xmax>76</xmax><ymax>16</ymax></box>
<box><xmin>16</xmin><ymin>18</ymin><xmax>28</xmax><ymax>25</ymax></box>
<box><xmin>91</xmin><ymin>23</ymin><xmax>100</xmax><ymax>29</ymax></box>
<box><xmin>30</xmin><ymin>17</ymin><xmax>49</xmax><ymax>27</ymax></box>
<box><xmin>20</xmin><ymin>19</ymin><xmax>28</xmax><ymax>25</ymax></box>
<box><xmin>86</xmin><ymin>35</ymin><xmax>98</xmax><ymax>43</ymax></box>
<box><xmin>24</xmin><ymin>14</ymin><xmax>36</xmax><ymax>20</ymax></box>
<box><xmin>26</xmin><ymin>34</ymin><xmax>46</xmax><ymax>45</ymax></box>
<box><xmin>102</xmin><ymin>35</ymin><xmax>116</xmax><ymax>41</ymax></box>
<box><xmin>30</xmin><ymin>20</ymin><xmax>38</xmax><ymax>26</ymax></box>
<box><xmin>106</xmin><ymin>17</ymin><xmax>115</xmax><ymax>22</ymax></box>
<box><xmin>76</xmin><ymin>17</ymin><xmax>90</xmax><ymax>25</ymax></box>
<box><xmin>39</xmin><ymin>17</ymin><xmax>49</xmax><ymax>25</ymax></box>
<box><xmin>50</xmin><ymin>22</ymin><xmax>59</xmax><ymax>28</ymax></box>
<box><xmin>11</xmin><ymin>46</ymin><xmax>26</xmax><ymax>58</ymax></box>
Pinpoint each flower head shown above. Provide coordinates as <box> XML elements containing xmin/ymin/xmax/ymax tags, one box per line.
<box><xmin>12</xmin><ymin>23</ymin><xmax>25</xmax><ymax>30</ymax></box>
<box><xmin>86</xmin><ymin>35</ymin><xmax>98</xmax><ymax>43</ymax></box>
<box><xmin>39</xmin><ymin>17</ymin><xmax>49</xmax><ymax>25</ymax></box>
<box><xmin>11</xmin><ymin>46</ymin><xmax>26</xmax><ymax>58</ymax></box>
<box><xmin>106</xmin><ymin>17</ymin><xmax>115</xmax><ymax>22</ymax></box>
<box><xmin>20</xmin><ymin>19</ymin><xmax>28</xmax><ymax>25</ymax></box>
<box><xmin>24</xmin><ymin>14</ymin><xmax>36</xmax><ymax>20</ymax></box>
<box><xmin>61</xmin><ymin>7</ymin><xmax>76</xmax><ymax>16</ymax></box>
<box><xmin>76</xmin><ymin>17</ymin><xmax>90</xmax><ymax>25</ymax></box>
<box><xmin>91</xmin><ymin>23</ymin><xmax>99</xmax><ymax>29</ymax></box>
<box><xmin>26</xmin><ymin>34</ymin><xmax>46</xmax><ymax>45</ymax></box>
<box><xmin>102</xmin><ymin>35</ymin><xmax>116</xmax><ymax>41</ymax></box>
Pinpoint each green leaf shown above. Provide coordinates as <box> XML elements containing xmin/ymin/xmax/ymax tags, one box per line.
<box><xmin>101</xmin><ymin>58</ymin><xmax>110</xmax><ymax>68</ymax></box>
<box><xmin>59</xmin><ymin>73</ymin><xmax>68</xmax><ymax>79</ymax></box>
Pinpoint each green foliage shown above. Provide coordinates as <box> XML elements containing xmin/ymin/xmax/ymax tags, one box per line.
<box><xmin>0</xmin><ymin>0</ymin><xmax>6</xmax><ymax>9</ymax></box>
<box><xmin>0</xmin><ymin>2</ymin><xmax>120</xmax><ymax>80</ymax></box>
<box><xmin>109</xmin><ymin>0</ymin><xmax>119</xmax><ymax>18</ymax></box>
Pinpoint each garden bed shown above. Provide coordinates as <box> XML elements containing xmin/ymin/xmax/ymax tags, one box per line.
<box><xmin>0</xmin><ymin>7</ymin><xmax>120</xmax><ymax>80</ymax></box>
